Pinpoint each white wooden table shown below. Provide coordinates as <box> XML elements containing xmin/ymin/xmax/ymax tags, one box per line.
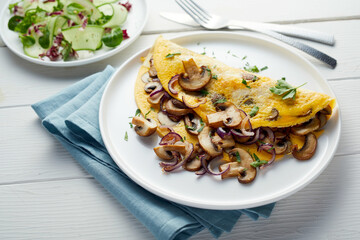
<box><xmin>1</xmin><ymin>0</ymin><xmax>360</xmax><ymax>239</ymax></box>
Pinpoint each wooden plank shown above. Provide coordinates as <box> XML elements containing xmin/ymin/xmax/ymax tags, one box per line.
<box><xmin>0</xmin><ymin>77</ymin><xmax>358</xmax><ymax>183</ymax></box>
<box><xmin>0</xmin><ymin>153</ymin><xmax>359</xmax><ymax>239</ymax></box>
<box><xmin>1</xmin><ymin>20</ymin><xmax>360</xmax><ymax>108</ymax></box>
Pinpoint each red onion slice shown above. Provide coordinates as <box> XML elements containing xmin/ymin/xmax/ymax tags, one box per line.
<box><xmin>240</xmin><ymin>115</ymin><xmax>254</xmax><ymax>136</ymax></box>
<box><xmin>182</xmin><ymin>96</ymin><xmax>207</xmax><ymax>109</ymax></box>
<box><xmin>262</xmin><ymin>127</ymin><xmax>275</xmax><ymax>143</ymax></box>
<box><xmin>217</xmin><ymin>127</ymin><xmax>232</xmax><ymax>139</ymax></box>
<box><xmin>149</xmin><ymin>88</ymin><xmax>164</xmax><ymax>97</ymax></box>
<box><xmin>258</xmin><ymin>144</ymin><xmax>276</xmax><ymax>169</ymax></box>
<box><xmin>159</xmin><ymin>132</ymin><xmax>182</xmax><ymax>145</ymax></box>
<box><xmin>168</xmin><ymin>75</ymin><xmax>179</xmax><ymax>95</ymax></box>
<box><xmin>200</xmin><ymin>155</ymin><xmax>230</xmax><ymax>176</ymax></box>
<box><xmin>195</xmin><ymin>167</ymin><xmax>207</xmax><ymax>175</ymax></box>
<box><xmin>241</xmin><ymin>128</ymin><xmax>261</xmax><ymax>145</ymax></box>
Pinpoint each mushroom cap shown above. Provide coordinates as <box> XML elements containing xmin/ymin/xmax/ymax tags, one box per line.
<box><xmin>291</xmin><ymin>116</ymin><xmax>320</xmax><ymax>135</ymax></box>
<box><xmin>207</xmin><ymin>104</ymin><xmax>242</xmax><ymax>129</ymax></box>
<box><xmin>178</xmin><ymin>58</ymin><xmax>211</xmax><ymax>91</ymax></box>
<box><xmin>184</xmin><ymin>113</ymin><xmax>203</xmax><ymax>135</ymax></box>
<box><xmin>198</xmin><ymin>126</ymin><xmax>222</xmax><ymax>157</ymax></box>
<box><xmin>165</xmin><ymin>99</ymin><xmax>193</xmax><ymax>116</ymax></box>
<box><xmin>154</xmin><ymin>144</ymin><xmax>186</xmax><ymax>160</ymax></box>
<box><xmin>219</xmin><ymin>162</ymin><xmax>245</xmax><ymax>179</ymax></box>
<box><xmin>157</xmin><ymin>111</ymin><xmax>179</xmax><ymax>126</ymax></box>
<box><xmin>132</xmin><ymin>116</ymin><xmax>157</xmax><ymax>137</ymax></box>
<box><xmin>228</xmin><ymin>148</ymin><xmax>257</xmax><ymax>184</ymax></box>
<box><xmin>292</xmin><ymin>132</ymin><xmax>317</xmax><ymax>160</ymax></box>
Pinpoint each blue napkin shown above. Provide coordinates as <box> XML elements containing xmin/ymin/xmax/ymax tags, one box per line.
<box><xmin>32</xmin><ymin>66</ymin><xmax>275</xmax><ymax>240</ymax></box>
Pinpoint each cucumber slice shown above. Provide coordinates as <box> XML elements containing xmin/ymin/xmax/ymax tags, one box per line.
<box><xmin>64</xmin><ymin>0</ymin><xmax>102</xmax><ymax>22</ymax></box>
<box><xmin>53</xmin><ymin>16</ymin><xmax>67</xmax><ymax>36</ymax></box>
<box><xmin>62</xmin><ymin>25</ymin><xmax>104</xmax><ymax>50</ymax></box>
<box><xmin>93</xmin><ymin>0</ymin><xmax>118</xmax><ymax>7</ymax></box>
<box><xmin>98</xmin><ymin>3</ymin><xmax>114</xmax><ymax>17</ymax></box>
<box><xmin>24</xmin><ymin>40</ymin><xmax>44</xmax><ymax>58</ymax></box>
<box><xmin>23</xmin><ymin>0</ymin><xmax>58</xmax><ymax>12</ymax></box>
<box><xmin>102</xmin><ymin>4</ymin><xmax>127</xmax><ymax>28</ymax></box>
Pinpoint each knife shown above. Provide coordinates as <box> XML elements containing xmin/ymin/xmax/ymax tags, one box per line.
<box><xmin>160</xmin><ymin>12</ymin><xmax>335</xmax><ymax>46</ymax></box>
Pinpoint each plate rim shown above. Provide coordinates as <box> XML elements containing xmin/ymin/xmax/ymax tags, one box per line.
<box><xmin>0</xmin><ymin>0</ymin><xmax>149</xmax><ymax>67</ymax></box>
<box><xmin>99</xmin><ymin>31</ymin><xmax>342</xmax><ymax>210</ymax></box>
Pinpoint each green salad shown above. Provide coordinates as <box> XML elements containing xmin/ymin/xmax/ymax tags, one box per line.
<box><xmin>7</xmin><ymin>0</ymin><xmax>131</xmax><ymax>61</ymax></box>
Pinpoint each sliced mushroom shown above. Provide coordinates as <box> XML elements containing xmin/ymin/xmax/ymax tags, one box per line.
<box><xmin>157</xmin><ymin>111</ymin><xmax>179</xmax><ymax>127</ymax></box>
<box><xmin>132</xmin><ymin>116</ymin><xmax>157</xmax><ymax>137</ymax></box>
<box><xmin>292</xmin><ymin>133</ymin><xmax>317</xmax><ymax>160</ymax></box>
<box><xmin>147</xmin><ymin>91</ymin><xmax>165</xmax><ymax>105</ymax></box>
<box><xmin>165</xmin><ymin>99</ymin><xmax>193</xmax><ymax>116</ymax></box>
<box><xmin>242</xmin><ymin>72</ymin><xmax>258</xmax><ymax>81</ymax></box>
<box><xmin>274</xmin><ymin>138</ymin><xmax>292</xmax><ymax>155</ymax></box>
<box><xmin>219</xmin><ymin>162</ymin><xmax>245</xmax><ymax>179</ymax></box>
<box><xmin>228</xmin><ymin>148</ymin><xmax>257</xmax><ymax>184</ymax></box>
<box><xmin>153</xmin><ymin>145</ymin><xmax>185</xmax><ymax>160</ymax></box>
<box><xmin>198</xmin><ymin>126</ymin><xmax>222</xmax><ymax>157</ymax></box>
<box><xmin>297</xmin><ymin>109</ymin><xmax>312</xmax><ymax>117</ymax></box>
<box><xmin>141</xmin><ymin>72</ymin><xmax>151</xmax><ymax>83</ymax></box>
<box><xmin>149</xmin><ymin>57</ymin><xmax>157</xmax><ymax>78</ymax></box>
<box><xmin>291</xmin><ymin>117</ymin><xmax>320</xmax><ymax>135</ymax></box>
<box><xmin>184</xmin><ymin>144</ymin><xmax>203</xmax><ymax>171</ymax></box>
<box><xmin>144</xmin><ymin>81</ymin><xmax>162</xmax><ymax>93</ymax></box>
<box><xmin>318</xmin><ymin>112</ymin><xmax>328</xmax><ymax>129</ymax></box>
<box><xmin>184</xmin><ymin>113</ymin><xmax>203</xmax><ymax>135</ymax></box>
<box><xmin>211</xmin><ymin>133</ymin><xmax>235</xmax><ymax>148</ymax></box>
<box><xmin>320</xmin><ymin>105</ymin><xmax>332</xmax><ymax>115</ymax></box>
<box><xmin>268</xmin><ymin>108</ymin><xmax>279</xmax><ymax>121</ymax></box>
<box><xmin>178</xmin><ymin>58</ymin><xmax>211</xmax><ymax>91</ymax></box>
<box><xmin>207</xmin><ymin>104</ymin><xmax>242</xmax><ymax>128</ymax></box>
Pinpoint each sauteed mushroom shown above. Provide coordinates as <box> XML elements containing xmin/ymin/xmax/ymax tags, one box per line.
<box><xmin>184</xmin><ymin>113</ymin><xmax>203</xmax><ymax>135</ymax></box>
<box><xmin>292</xmin><ymin>133</ymin><xmax>317</xmax><ymax>160</ymax></box>
<box><xmin>178</xmin><ymin>58</ymin><xmax>211</xmax><ymax>91</ymax></box>
<box><xmin>198</xmin><ymin>126</ymin><xmax>222</xmax><ymax>157</ymax></box>
<box><xmin>291</xmin><ymin>117</ymin><xmax>320</xmax><ymax>135</ymax></box>
<box><xmin>207</xmin><ymin>104</ymin><xmax>242</xmax><ymax>128</ymax></box>
<box><xmin>228</xmin><ymin>148</ymin><xmax>257</xmax><ymax>183</ymax></box>
<box><xmin>132</xmin><ymin>116</ymin><xmax>157</xmax><ymax>137</ymax></box>
<box><xmin>165</xmin><ymin>99</ymin><xmax>193</xmax><ymax>116</ymax></box>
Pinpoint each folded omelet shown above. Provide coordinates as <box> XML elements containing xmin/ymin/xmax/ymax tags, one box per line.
<box><xmin>151</xmin><ymin>36</ymin><xmax>335</xmax><ymax>129</ymax></box>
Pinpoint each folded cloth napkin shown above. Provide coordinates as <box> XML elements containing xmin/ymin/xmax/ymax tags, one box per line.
<box><xmin>32</xmin><ymin>65</ymin><xmax>275</xmax><ymax>240</ymax></box>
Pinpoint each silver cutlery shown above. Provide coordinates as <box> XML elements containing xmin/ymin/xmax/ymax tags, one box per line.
<box><xmin>175</xmin><ymin>0</ymin><xmax>337</xmax><ymax>68</ymax></box>
<box><xmin>160</xmin><ymin>12</ymin><xmax>335</xmax><ymax>46</ymax></box>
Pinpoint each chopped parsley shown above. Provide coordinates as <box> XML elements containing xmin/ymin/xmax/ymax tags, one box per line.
<box><xmin>197</xmin><ymin>119</ymin><xmax>205</xmax><ymax>133</ymax></box>
<box><xmin>214</xmin><ymin>98</ymin><xmax>227</xmax><ymax>104</ymax></box>
<box><xmin>129</xmin><ymin>122</ymin><xmax>133</xmax><ymax>128</ymax></box>
<box><xmin>135</xmin><ymin>109</ymin><xmax>141</xmax><ymax>116</ymax></box>
<box><xmin>235</xmin><ymin>151</ymin><xmax>241</xmax><ymax>162</ymax></box>
<box><xmin>260</xmin><ymin>66</ymin><xmax>268</xmax><ymax>71</ymax></box>
<box><xmin>185</xmin><ymin>125</ymin><xmax>196</xmax><ymax>131</ymax></box>
<box><xmin>124</xmin><ymin>131</ymin><xmax>128</xmax><ymax>141</ymax></box>
<box><xmin>242</xmin><ymin>79</ymin><xmax>251</xmax><ymax>89</ymax></box>
<box><xmin>165</xmin><ymin>52</ymin><xmax>181</xmax><ymax>58</ymax></box>
<box><xmin>199</xmin><ymin>89</ymin><xmax>209</xmax><ymax>96</ymax></box>
<box><xmin>269</xmin><ymin>78</ymin><xmax>307</xmax><ymax>100</ymax></box>
<box><xmin>144</xmin><ymin>107</ymin><xmax>155</xmax><ymax>118</ymax></box>
<box><xmin>250</xmin><ymin>153</ymin><xmax>268</xmax><ymax>168</ymax></box>
<box><xmin>212</xmin><ymin>74</ymin><xmax>218</xmax><ymax>80</ymax></box>
<box><xmin>249</xmin><ymin>106</ymin><xmax>259</xmax><ymax>117</ymax></box>
<box><xmin>244</xmin><ymin>64</ymin><xmax>260</xmax><ymax>73</ymax></box>
<box><xmin>242</xmin><ymin>55</ymin><xmax>247</xmax><ymax>60</ymax></box>
<box><xmin>201</xmin><ymin>47</ymin><xmax>206</xmax><ymax>55</ymax></box>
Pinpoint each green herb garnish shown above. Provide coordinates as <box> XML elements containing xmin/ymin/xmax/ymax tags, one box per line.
<box><xmin>250</xmin><ymin>160</ymin><xmax>268</xmax><ymax>168</ymax></box>
<box><xmin>249</xmin><ymin>106</ymin><xmax>259</xmax><ymax>117</ymax></box>
<box><xmin>244</xmin><ymin>64</ymin><xmax>260</xmax><ymax>73</ymax></box>
<box><xmin>242</xmin><ymin>55</ymin><xmax>247</xmax><ymax>60</ymax></box>
<box><xmin>135</xmin><ymin>109</ymin><xmax>141</xmax><ymax>116</ymax></box>
<box><xmin>214</xmin><ymin>98</ymin><xmax>227</xmax><ymax>104</ymax></box>
<box><xmin>269</xmin><ymin>79</ymin><xmax>307</xmax><ymax>100</ymax></box>
<box><xmin>250</xmin><ymin>153</ymin><xmax>268</xmax><ymax>167</ymax></box>
<box><xmin>129</xmin><ymin>122</ymin><xmax>133</xmax><ymax>128</ymax></box>
<box><xmin>242</xmin><ymin>79</ymin><xmax>251</xmax><ymax>89</ymax></box>
<box><xmin>199</xmin><ymin>89</ymin><xmax>209</xmax><ymax>96</ymax></box>
<box><xmin>185</xmin><ymin>125</ymin><xmax>196</xmax><ymax>131</ymax></box>
<box><xmin>212</xmin><ymin>74</ymin><xmax>218</xmax><ymax>80</ymax></box>
<box><xmin>165</xmin><ymin>52</ymin><xmax>181</xmax><ymax>58</ymax></box>
<box><xmin>197</xmin><ymin>119</ymin><xmax>205</xmax><ymax>133</ymax></box>
<box><xmin>260</xmin><ymin>66</ymin><xmax>268</xmax><ymax>71</ymax></box>
<box><xmin>235</xmin><ymin>151</ymin><xmax>241</xmax><ymax>162</ymax></box>
<box><xmin>124</xmin><ymin>131</ymin><xmax>128</xmax><ymax>141</ymax></box>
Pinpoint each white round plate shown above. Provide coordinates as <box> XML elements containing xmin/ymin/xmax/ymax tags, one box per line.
<box><xmin>0</xmin><ymin>0</ymin><xmax>148</xmax><ymax>67</ymax></box>
<box><xmin>99</xmin><ymin>32</ymin><xmax>341</xmax><ymax>210</ymax></box>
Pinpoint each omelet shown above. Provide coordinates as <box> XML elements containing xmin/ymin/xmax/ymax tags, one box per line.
<box><xmin>151</xmin><ymin>36</ymin><xmax>335</xmax><ymax>129</ymax></box>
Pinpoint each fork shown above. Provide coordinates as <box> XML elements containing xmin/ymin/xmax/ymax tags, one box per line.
<box><xmin>175</xmin><ymin>0</ymin><xmax>337</xmax><ymax>69</ymax></box>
